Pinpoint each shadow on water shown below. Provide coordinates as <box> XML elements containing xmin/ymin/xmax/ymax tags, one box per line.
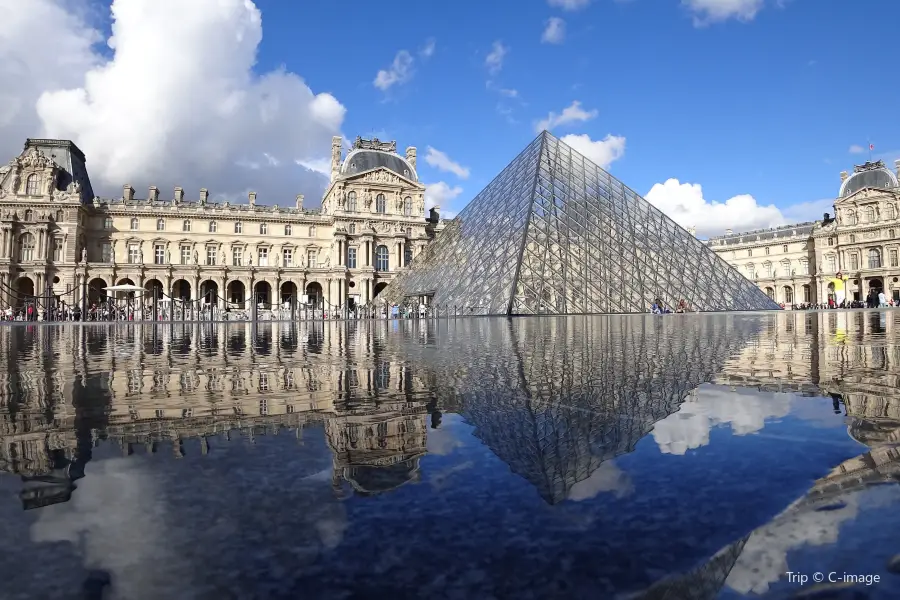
<box><xmin>0</xmin><ymin>311</ymin><xmax>897</xmax><ymax>599</ymax></box>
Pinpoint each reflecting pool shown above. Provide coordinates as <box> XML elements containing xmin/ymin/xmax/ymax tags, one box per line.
<box><xmin>0</xmin><ymin>312</ymin><xmax>899</xmax><ymax>599</ymax></box>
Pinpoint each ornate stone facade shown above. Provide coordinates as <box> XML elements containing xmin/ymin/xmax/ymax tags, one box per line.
<box><xmin>707</xmin><ymin>159</ymin><xmax>900</xmax><ymax>305</ymax></box>
<box><xmin>0</xmin><ymin>136</ymin><xmax>446</xmax><ymax>313</ymax></box>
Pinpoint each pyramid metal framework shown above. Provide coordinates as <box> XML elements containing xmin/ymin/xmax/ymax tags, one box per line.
<box><xmin>384</xmin><ymin>131</ymin><xmax>781</xmax><ymax>315</ymax></box>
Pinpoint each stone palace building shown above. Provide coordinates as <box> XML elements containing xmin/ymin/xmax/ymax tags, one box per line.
<box><xmin>0</xmin><ymin>136</ymin><xmax>444</xmax><ymax>313</ymax></box>
<box><xmin>708</xmin><ymin>159</ymin><xmax>900</xmax><ymax>306</ymax></box>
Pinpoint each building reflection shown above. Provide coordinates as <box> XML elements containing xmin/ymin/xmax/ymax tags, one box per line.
<box><xmin>0</xmin><ymin>312</ymin><xmax>899</xmax><ymax>516</ymax></box>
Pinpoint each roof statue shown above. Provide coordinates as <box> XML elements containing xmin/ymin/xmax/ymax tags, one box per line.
<box><xmin>383</xmin><ymin>131</ymin><xmax>780</xmax><ymax>315</ymax></box>
<box><xmin>352</xmin><ymin>136</ymin><xmax>397</xmax><ymax>153</ymax></box>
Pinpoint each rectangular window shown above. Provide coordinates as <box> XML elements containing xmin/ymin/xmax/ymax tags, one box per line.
<box><xmin>348</xmin><ymin>247</ymin><xmax>357</xmax><ymax>269</ymax></box>
<box><xmin>258</xmin><ymin>246</ymin><xmax>268</xmax><ymax>267</ymax></box>
<box><xmin>282</xmin><ymin>248</ymin><xmax>292</xmax><ymax>267</ymax></box>
<box><xmin>52</xmin><ymin>238</ymin><xmax>63</xmax><ymax>262</ymax></box>
<box><xmin>101</xmin><ymin>242</ymin><xmax>111</xmax><ymax>262</ymax></box>
<box><xmin>782</xmin><ymin>245</ymin><xmax>788</xmax><ymax>253</ymax></box>
<box><xmin>154</xmin><ymin>244</ymin><xmax>165</xmax><ymax>265</ymax></box>
<box><xmin>206</xmin><ymin>246</ymin><xmax>216</xmax><ymax>265</ymax></box>
<box><xmin>764</xmin><ymin>263</ymin><xmax>772</xmax><ymax>277</ymax></box>
<box><xmin>850</xmin><ymin>254</ymin><xmax>859</xmax><ymax>270</ymax></box>
<box><xmin>232</xmin><ymin>247</ymin><xmax>243</xmax><ymax>266</ymax></box>
<box><xmin>891</xmin><ymin>249</ymin><xmax>898</xmax><ymax>267</ymax></box>
<box><xmin>183</xmin><ymin>220</ymin><xmax>191</xmax><ymax>232</ymax></box>
<box><xmin>180</xmin><ymin>245</ymin><xmax>191</xmax><ymax>265</ymax></box>
<box><xmin>828</xmin><ymin>237</ymin><xmax>834</xmax><ymax>246</ymax></box>
<box><xmin>747</xmin><ymin>249</ymin><xmax>752</xmax><ymax>257</ymax></box>
<box><xmin>260</xmin><ymin>223</ymin><xmax>268</xmax><ymax>235</ymax></box>
<box><xmin>765</xmin><ymin>247</ymin><xmax>770</xmax><ymax>255</ymax></box>
<box><xmin>127</xmin><ymin>245</ymin><xmax>140</xmax><ymax>264</ymax></box>
<box><xmin>827</xmin><ymin>256</ymin><xmax>836</xmax><ymax>273</ymax></box>
<box><xmin>800</xmin><ymin>261</ymin><xmax>808</xmax><ymax>275</ymax></box>
<box><xmin>308</xmin><ymin>249</ymin><xmax>316</xmax><ymax>267</ymax></box>
<box><xmin>104</xmin><ymin>217</ymin><xmax>113</xmax><ymax>230</ymax></box>
<box><xmin>235</xmin><ymin>221</ymin><xmax>242</xmax><ymax>234</ymax></box>
<box><xmin>404</xmin><ymin>244</ymin><xmax>412</xmax><ymax>266</ymax></box>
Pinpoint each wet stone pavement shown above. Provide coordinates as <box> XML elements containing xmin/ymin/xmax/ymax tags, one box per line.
<box><xmin>0</xmin><ymin>311</ymin><xmax>898</xmax><ymax>599</ymax></box>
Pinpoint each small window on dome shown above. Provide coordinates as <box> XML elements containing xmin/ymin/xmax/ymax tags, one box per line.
<box><xmin>404</xmin><ymin>170</ymin><xmax>409</xmax><ymax>176</ymax></box>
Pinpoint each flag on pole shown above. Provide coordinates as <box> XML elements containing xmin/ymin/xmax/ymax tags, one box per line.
<box><xmin>870</xmin><ymin>143</ymin><xmax>875</xmax><ymax>151</ymax></box>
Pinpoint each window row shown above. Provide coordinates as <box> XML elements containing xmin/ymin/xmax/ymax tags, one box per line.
<box><xmin>745</xmin><ymin>244</ymin><xmax>796</xmax><ymax>257</ymax></box>
<box><xmin>19</xmin><ymin>209</ymin><xmax>65</xmax><ymax>222</ymax></box>
<box><xmin>16</xmin><ymin>234</ymin><xmax>64</xmax><ymax>262</ymax></box>
<box><xmin>843</xmin><ymin>205</ymin><xmax>898</xmax><ymax>225</ymax></box>
<box><xmin>114</xmin><ymin>243</ymin><xmax>406</xmax><ymax>270</ymax></box>
<box><xmin>745</xmin><ymin>260</ymin><xmax>809</xmax><ymax>278</ymax></box>
<box><xmin>825</xmin><ymin>248</ymin><xmax>900</xmax><ymax>272</ymax></box>
<box><xmin>117</xmin><ymin>218</ymin><xmax>318</xmax><ymax>236</ymax></box>
<box><xmin>344</xmin><ymin>192</ymin><xmax>414</xmax><ymax>216</ymax></box>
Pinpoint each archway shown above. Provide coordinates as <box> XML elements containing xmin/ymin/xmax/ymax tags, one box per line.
<box><xmin>281</xmin><ymin>281</ymin><xmax>298</xmax><ymax>308</ymax></box>
<box><xmin>372</xmin><ymin>281</ymin><xmax>388</xmax><ymax>300</ymax></box>
<box><xmin>868</xmin><ymin>278</ymin><xmax>884</xmax><ymax>292</ymax></box>
<box><xmin>87</xmin><ymin>278</ymin><xmax>108</xmax><ymax>305</ymax></box>
<box><xmin>764</xmin><ymin>287</ymin><xmax>775</xmax><ymax>301</ymax></box>
<box><xmin>172</xmin><ymin>279</ymin><xmax>191</xmax><ymax>301</ymax></box>
<box><xmin>116</xmin><ymin>278</ymin><xmax>137</xmax><ymax>300</ymax></box>
<box><xmin>200</xmin><ymin>280</ymin><xmax>219</xmax><ymax>306</ymax></box>
<box><xmin>14</xmin><ymin>276</ymin><xmax>35</xmax><ymax>306</ymax></box>
<box><xmin>144</xmin><ymin>278</ymin><xmax>164</xmax><ymax>301</ymax></box>
<box><xmin>227</xmin><ymin>280</ymin><xmax>246</xmax><ymax>307</ymax></box>
<box><xmin>305</xmin><ymin>282</ymin><xmax>323</xmax><ymax>309</ymax></box>
<box><xmin>254</xmin><ymin>281</ymin><xmax>271</xmax><ymax>308</ymax></box>
<box><xmin>782</xmin><ymin>286</ymin><xmax>794</xmax><ymax>305</ymax></box>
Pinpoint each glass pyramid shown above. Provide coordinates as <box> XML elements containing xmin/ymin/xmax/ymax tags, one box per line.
<box><xmin>384</xmin><ymin>131</ymin><xmax>781</xmax><ymax>315</ymax></box>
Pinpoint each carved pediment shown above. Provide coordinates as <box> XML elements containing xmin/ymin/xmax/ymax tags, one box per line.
<box><xmin>17</xmin><ymin>147</ymin><xmax>55</xmax><ymax>170</ymax></box>
<box><xmin>836</xmin><ymin>186</ymin><xmax>897</xmax><ymax>206</ymax></box>
<box><xmin>344</xmin><ymin>167</ymin><xmax>418</xmax><ymax>187</ymax></box>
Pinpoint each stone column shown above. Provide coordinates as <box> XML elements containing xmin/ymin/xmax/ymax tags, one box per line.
<box><xmin>219</xmin><ymin>276</ymin><xmax>227</xmax><ymax>310</ymax></box>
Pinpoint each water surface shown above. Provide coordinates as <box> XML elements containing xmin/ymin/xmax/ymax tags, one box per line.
<box><xmin>0</xmin><ymin>312</ymin><xmax>898</xmax><ymax>599</ymax></box>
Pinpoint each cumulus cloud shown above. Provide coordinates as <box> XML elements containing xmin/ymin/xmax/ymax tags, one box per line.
<box><xmin>683</xmin><ymin>0</ymin><xmax>765</xmax><ymax>25</ymax></box>
<box><xmin>560</xmin><ymin>133</ymin><xmax>626</xmax><ymax>170</ymax></box>
<box><xmin>535</xmin><ymin>100</ymin><xmax>597</xmax><ymax>133</ymax></box>
<box><xmin>645</xmin><ymin>178</ymin><xmax>786</xmax><ymax>238</ymax></box>
<box><xmin>542</xmin><ymin>17</ymin><xmax>567</xmax><ymax>44</ymax></box>
<box><xmin>425</xmin><ymin>181</ymin><xmax>463</xmax><ymax>215</ymax></box>
<box><xmin>424</xmin><ymin>147</ymin><xmax>470</xmax><ymax>179</ymax></box>
<box><xmin>651</xmin><ymin>386</ymin><xmax>793</xmax><ymax>456</ymax></box>
<box><xmin>4</xmin><ymin>0</ymin><xmax>346</xmax><ymax>205</ymax></box>
<box><xmin>485</xmin><ymin>41</ymin><xmax>508</xmax><ymax>75</ymax></box>
<box><xmin>548</xmin><ymin>0</ymin><xmax>592</xmax><ymax>10</ymax></box>
<box><xmin>568</xmin><ymin>461</ymin><xmax>633</xmax><ymax>501</ymax></box>
<box><xmin>374</xmin><ymin>50</ymin><xmax>415</xmax><ymax>91</ymax></box>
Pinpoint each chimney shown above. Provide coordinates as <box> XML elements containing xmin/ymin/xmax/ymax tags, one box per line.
<box><xmin>823</xmin><ymin>212</ymin><xmax>831</xmax><ymax>223</ymax></box>
<box><xmin>148</xmin><ymin>186</ymin><xmax>159</xmax><ymax>202</ymax></box>
<box><xmin>296</xmin><ymin>194</ymin><xmax>304</xmax><ymax>210</ymax></box>
<box><xmin>123</xmin><ymin>185</ymin><xmax>134</xmax><ymax>202</ymax></box>
<box><xmin>725</xmin><ymin>229</ymin><xmax>733</xmax><ymax>235</ymax></box>
<box><xmin>406</xmin><ymin>146</ymin><xmax>417</xmax><ymax>170</ymax></box>
<box><xmin>331</xmin><ymin>136</ymin><xmax>342</xmax><ymax>183</ymax></box>
<box><xmin>248</xmin><ymin>191</ymin><xmax>257</xmax><ymax>206</ymax></box>
<box><xmin>429</xmin><ymin>206</ymin><xmax>441</xmax><ymax>222</ymax></box>
<box><xmin>174</xmin><ymin>187</ymin><xmax>184</xmax><ymax>204</ymax></box>
<box><xmin>199</xmin><ymin>188</ymin><xmax>209</xmax><ymax>204</ymax></box>
<box><xmin>840</xmin><ymin>171</ymin><xmax>848</xmax><ymax>181</ymax></box>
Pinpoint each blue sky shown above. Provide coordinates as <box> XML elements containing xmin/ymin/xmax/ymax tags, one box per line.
<box><xmin>2</xmin><ymin>0</ymin><xmax>899</xmax><ymax>236</ymax></box>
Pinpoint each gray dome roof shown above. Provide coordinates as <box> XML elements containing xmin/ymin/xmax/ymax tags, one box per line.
<box><xmin>341</xmin><ymin>149</ymin><xmax>418</xmax><ymax>181</ymax></box>
<box><xmin>840</xmin><ymin>161</ymin><xmax>898</xmax><ymax>197</ymax></box>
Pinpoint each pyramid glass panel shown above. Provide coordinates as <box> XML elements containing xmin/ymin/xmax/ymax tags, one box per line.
<box><xmin>385</xmin><ymin>131</ymin><xmax>780</xmax><ymax>314</ymax></box>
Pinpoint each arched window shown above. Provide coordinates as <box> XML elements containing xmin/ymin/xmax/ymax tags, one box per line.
<box><xmin>156</xmin><ymin>218</ymin><xmax>165</xmax><ymax>231</ymax></box>
<box><xmin>18</xmin><ymin>233</ymin><xmax>35</xmax><ymax>262</ymax></box>
<box><xmin>55</xmin><ymin>210</ymin><xmax>63</xmax><ymax>222</ymax></box>
<box><xmin>24</xmin><ymin>209</ymin><xmax>33</xmax><ymax>221</ymax></box>
<box><xmin>765</xmin><ymin>287</ymin><xmax>775</xmax><ymax>300</ymax></box>
<box><xmin>868</xmin><ymin>248</ymin><xmax>882</xmax><ymax>269</ymax></box>
<box><xmin>403</xmin><ymin>196</ymin><xmax>412</xmax><ymax>216</ymax></box>
<box><xmin>308</xmin><ymin>226</ymin><xmax>316</xmax><ymax>237</ymax></box>
<box><xmin>783</xmin><ymin>286</ymin><xmax>794</xmax><ymax>304</ymax></box>
<box><xmin>25</xmin><ymin>174</ymin><xmax>40</xmax><ymax>195</ymax></box>
<box><xmin>347</xmin><ymin>191</ymin><xmax>357</xmax><ymax>212</ymax></box>
<box><xmin>887</xmin><ymin>205</ymin><xmax>897</xmax><ymax>220</ymax></box>
<box><xmin>746</xmin><ymin>263</ymin><xmax>755</xmax><ymax>279</ymax></box>
<box><xmin>183</xmin><ymin>220</ymin><xmax>191</xmax><ymax>232</ymax></box>
<box><xmin>376</xmin><ymin>193</ymin><xmax>386</xmax><ymax>214</ymax></box>
<box><xmin>846</xmin><ymin>211</ymin><xmax>857</xmax><ymax>225</ymax></box>
<box><xmin>864</xmin><ymin>206</ymin><xmax>875</xmax><ymax>222</ymax></box>
<box><xmin>130</xmin><ymin>217</ymin><xmax>139</xmax><ymax>230</ymax></box>
<box><xmin>763</xmin><ymin>262</ymin><xmax>772</xmax><ymax>277</ymax></box>
<box><xmin>284</xmin><ymin>224</ymin><xmax>292</xmax><ymax>236</ymax></box>
<box><xmin>208</xmin><ymin>221</ymin><xmax>217</xmax><ymax>233</ymax></box>
<box><xmin>375</xmin><ymin>245</ymin><xmax>389</xmax><ymax>271</ymax></box>
<box><xmin>850</xmin><ymin>234</ymin><xmax>856</xmax><ymax>243</ymax></box>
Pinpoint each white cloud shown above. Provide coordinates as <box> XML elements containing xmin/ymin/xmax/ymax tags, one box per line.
<box><xmin>13</xmin><ymin>0</ymin><xmax>345</xmax><ymax>204</ymax></box>
<box><xmin>651</xmin><ymin>386</ymin><xmax>792</xmax><ymax>456</ymax></box>
<box><xmin>424</xmin><ymin>181</ymin><xmax>463</xmax><ymax>213</ymax></box>
<box><xmin>374</xmin><ymin>50</ymin><xmax>414</xmax><ymax>91</ymax></box>
<box><xmin>498</xmin><ymin>88</ymin><xmax>519</xmax><ymax>98</ymax></box>
<box><xmin>535</xmin><ymin>100</ymin><xmax>597</xmax><ymax>133</ymax></box>
<box><xmin>644</xmin><ymin>178</ymin><xmax>786</xmax><ymax>238</ymax></box>
<box><xmin>541</xmin><ymin>17</ymin><xmax>567</xmax><ymax>44</ymax></box>
<box><xmin>424</xmin><ymin>147</ymin><xmax>470</xmax><ymax>179</ymax></box>
<box><xmin>548</xmin><ymin>0</ymin><xmax>592</xmax><ymax>10</ymax></box>
<box><xmin>420</xmin><ymin>37</ymin><xmax>436</xmax><ymax>59</ymax></box>
<box><xmin>567</xmin><ymin>461</ymin><xmax>633</xmax><ymax>501</ymax></box>
<box><xmin>559</xmin><ymin>133</ymin><xmax>626</xmax><ymax>170</ymax></box>
<box><xmin>849</xmin><ymin>144</ymin><xmax>865</xmax><ymax>154</ymax></box>
<box><xmin>485</xmin><ymin>41</ymin><xmax>508</xmax><ymax>75</ymax></box>
<box><xmin>683</xmin><ymin>0</ymin><xmax>765</xmax><ymax>25</ymax></box>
